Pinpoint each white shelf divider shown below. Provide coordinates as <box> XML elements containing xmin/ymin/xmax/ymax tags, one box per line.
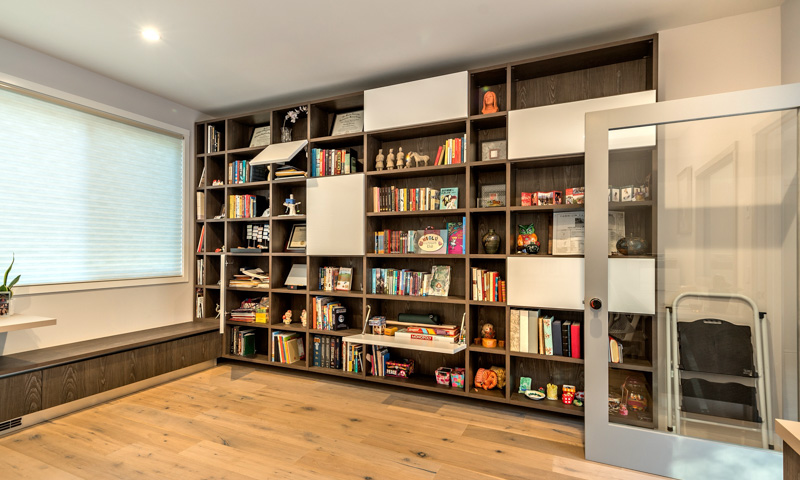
<box><xmin>0</xmin><ymin>314</ymin><xmax>57</xmax><ymax>333</ymax></box>
<box><xmin>343</xmin><ymin>333</ymin><xmax>467</xmax><ymax>354</ymax></box>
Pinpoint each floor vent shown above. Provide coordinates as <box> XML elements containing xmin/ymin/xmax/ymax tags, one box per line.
<box><xmin>0</xmin><ymin>417</ymin><xmax>22</xmax><ymax>432</ymax></box>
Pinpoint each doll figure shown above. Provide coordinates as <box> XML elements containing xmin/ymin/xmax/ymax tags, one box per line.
<box><xmin>300</xmin><ymin>309</ymin><xmax>307</xmax><ymax>327</ymax></box>
<box><xmin>282</xmin><ymin>310</ymin><xmax>293</xmax><ymax>325</ymax></box>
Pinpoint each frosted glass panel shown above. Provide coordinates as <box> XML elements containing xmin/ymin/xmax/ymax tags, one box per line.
<box><xmin>0</xmin><ymin>86</ymin><xmax>184</xmax><ymax>285</ymax></box>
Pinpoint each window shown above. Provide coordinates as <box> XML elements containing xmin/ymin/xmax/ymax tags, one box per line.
<box><xmin>0</xmin><ymin>83</ymin><xmax>184</xmax><ymax>288</ymax></box>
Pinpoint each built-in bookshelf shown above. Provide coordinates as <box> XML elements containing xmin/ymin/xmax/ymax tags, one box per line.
<box><xmin>195</xmin><ymin>34</ymin><xmax>658</xmax><ymax>424</ymax></box>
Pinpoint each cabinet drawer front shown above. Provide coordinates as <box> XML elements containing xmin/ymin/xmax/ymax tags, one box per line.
<box><xmin>365</xmin><ymin>72</ymin><xmax>468</xmax><ymax>132</ymax></box>
<box><xmin>0</xmin><ymin>372</ymin><xmax>42</xmax><ymax>422</ymax></box>
<box><xmin>508</xmin><ymin>90</ymin><xmax>656</xmax><ymax>159</ymax></box>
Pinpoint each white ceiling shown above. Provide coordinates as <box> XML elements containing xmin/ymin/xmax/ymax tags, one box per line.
<box><xmin>0</xmin><ymin>0</ymin><xmax>782</xmax><ymax>116</ymax></box>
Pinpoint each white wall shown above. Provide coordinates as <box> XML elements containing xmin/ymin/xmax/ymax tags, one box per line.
<box><xmin>783</xmin><ymin>0</ymin><xmax>800</xmax><ymax>84</ymax></box>
<box><xmin>0</xmin><ymin>38</ymin><xmax>204</xmax><ymax>355</ymax></box>
<box><xmin>658</xmin><ymin>7</ymin><xmax>781</xmax><ymax>101</ymax></box>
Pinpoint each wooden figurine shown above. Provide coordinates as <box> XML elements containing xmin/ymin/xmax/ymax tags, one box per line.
<box><xmin>386</xmin><ymin>148</ymin><xmax>395</xmax><ymax>170</ymax></box>
<box><xmin>396</xmin><ymin>147</ymin><xmax>405</xmax><ymax>169</ymax></box>
<box><xmin>300</xmin><ymin>309</ymin><xmax>307</xmax><ymax>327</ymax></box>
<box><xmin>481</xmin><ymin>90</ymin><xmax>499</xmax><ymax>114</ymax></box>
<box><xmin>282</xmin><ymin>310</ymin><xmax>293</xmax><ymax>325</ymax></box>
<box><xmin>375</xmin><ymin>148</ymin><xmax>385</xmax><ymax>171</ymax></box>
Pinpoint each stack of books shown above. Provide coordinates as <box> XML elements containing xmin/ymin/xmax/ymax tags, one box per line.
<box><xmin>229</xmin><ymin>297</ymin><xmax>269</xmax><ymax>323</ymax></box>
<box><xmin>273</xmin><ymin>164</ymin><xmax>306</xmax><ymax>178</ymax></box>
<box><xmin>311</xmin><ymin>296</ymin><xmax>346</xmax><ymax>330</ymax></box>
<box><xmin>509</xmin><ymin>309</ymin><xmax>582</xmax><ymax>359</ymax></box>
<box><xmin>432</xmin><ymin>135</ymin><xmax>466</xmax><ymax>165</ymax></box>
<box><xmin>393</xmin><ymin>324</ymin><xmax>460</xmax><ymax>344</ymax></box>
<box><xmin>272</xmin><ymin>331</ymin><xmax>305</xmax><ymax>363</ymax></box>
<box><xmin>229</xmin><ymin>326</ymin><xmax>255</xmax><ymax>357</ymax></box>
<box><xmin>228</xmin><ymin>268</ymin><xmax>269</xmax><ymax>289</ymax></box>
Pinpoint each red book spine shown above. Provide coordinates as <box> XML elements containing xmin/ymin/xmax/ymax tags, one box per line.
<box><xmin>570</xmin><ymin>323</ymin><xmax>581</xmax><ymax>359</ymax></box>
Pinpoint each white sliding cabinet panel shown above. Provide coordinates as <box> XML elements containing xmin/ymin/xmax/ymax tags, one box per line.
<box><xmin>364</xmin><ymin>72</ymin><xmax>468</xmax><ymax>131</ymax></box>
<box><xmin>307</xmin><ymin>174</ymin><xmax>365</xmax><ymax>256</ymax></box>
<box><xmin>607</xmin><ymin>258</ymin><xmax>655</xmax><ymax>315</ymax></box>
<box><xmin>508</xmin><ymin>90</ymin><xmax>656</xmax><ymax>158</ymax></box>
<box><xmin>507</xmin><ymin>256</ymin><xmax>585</xmax><ymax>310</ymax></box>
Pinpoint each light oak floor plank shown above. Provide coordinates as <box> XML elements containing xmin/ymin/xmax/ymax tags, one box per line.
<box><xmin>0</xmin><ymin>363</ymin><xmax>662</xmax><ymax>479</ymax></box>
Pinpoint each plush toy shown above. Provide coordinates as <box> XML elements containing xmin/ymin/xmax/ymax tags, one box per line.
<box><xmin>474</xmin><ymin>367</ymin><xmax>498</xmax><ymax>390</ymax></box>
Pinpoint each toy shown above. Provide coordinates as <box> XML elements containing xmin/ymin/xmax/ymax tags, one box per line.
<box><xmin>490</xmin><ymin>366</ymin><xmax>506</xmax><ymax>389</ymax></box>
<box><xmin>384</xmin><ymin>326</ymin><xmax>398</xmax><ymax>336</ymax></box>
<box><xmin>480</xmin><ymin>323</ymin><xmax>496</xmax><ymax>348</ymax></box>
<box><xmin>282</xmin><ymin>310</ymin><xmax>293</xmax><ymax>325</ymax></box>
<box><xmin>517</xmin><ymin>224</ymin><xmax>540</xmax><ymax>254</ymax></box>
<box><xmin>474</xmin><ymin>367</ymin><xmax>498</xmax><ymax>390</ymax></box>
<box><xmin>562</xmin><ymin>384</ymin><xmax>576</xmax><ymax>405</ymax></box>
<box><xmin>300</xmin><ymin>309</ymin><xmax>307</xmax><ymax>327</ymax></box>
<box><xmin>574</xmin><ymin>391</ymin><xmax>585</xmax><ymax>407</ymax></box>
<box><xmin>369</xmin><ymin>316</ymin><xmax>386</xmax><ymax>335</ymax></box>
<box><xmin>283</xmin><ymin>194</ymin><xmax>301</xmax><ymax>216</ymax></box>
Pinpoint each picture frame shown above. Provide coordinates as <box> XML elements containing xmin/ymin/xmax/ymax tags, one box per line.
<box><xmin>249</xmin><ymin>126</ymin><xmax>271</xmax><ymax>147</ymax></box>
<box><xmin>480</xmin><ymin>140</ymin><xmax>507</xmax><ymax>162</ymax></box>
<box><xmin>331</xmin><ymin>110</ymin><xmax>364</xmax><ymax>136</ymax></box>
<box><xmin>286</xmin><ymin>224</ymin><xmax>307</xmax><ymax>251</ymax></box>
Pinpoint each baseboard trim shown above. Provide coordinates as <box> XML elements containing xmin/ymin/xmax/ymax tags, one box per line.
<box><xmin>1</xmin><ymin>359</ymin><xmax>217</xmax><ymax>436</ymax></box>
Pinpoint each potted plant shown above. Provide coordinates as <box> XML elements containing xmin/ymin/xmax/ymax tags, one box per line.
<box><xmin>0</xmin><ymin>254</ymin><xmax>20</xmax><ymax>317</ymax></box>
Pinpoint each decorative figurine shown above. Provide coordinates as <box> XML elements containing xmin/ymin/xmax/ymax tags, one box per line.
<box><xmin>300</xmin><ymin>309</ymin><xmax>307</xmax><ymax>327</ymax></box>
<box><xmin>546</xmin><ymin>383</ymin><xmax>558</xmax><ymax>400</ymax></box>
<box><xmin>386</xmin><ymin>148</ymin><xmax>395</xmax><ymax>170</ymax></box>
<box><xmin>283</xmin><ymin>194</ymin><xmax>301</xmax><ymax>216</ymax></box>
<box><xmin>375</xmin><ymin>148</ymin><xmax>385</xmax><ymax>171</ymax></box>
<box><xmin>480</xmin><ymin>323</ymin><xmax>496</xmax><ymax>348</ymax></box>
<box><xmin>407</xmin><ymin>151</ymin><xmax>430</xmax><ymax>168</ymax></box>
<box><xmin>561</xmin><ymin>385</ymin><xmax>576</xmax><ymax>405</ymax></box>
<box><xmin>282</xmin><ymin>310</ymin><xmax>293</xmax><ymax>325</ymax></box>
<box><xmin>474</xmin><ymin>367</ymin><xmax>498</xmax><ymax>390</ymax></box>
<box><xmin>619</xmin><ymin>404</ymin><xmax>629</xmax><ymax>416</ymax></box>
<box><xmin>517</xmin><ymin>224</ymin><xmax>540</xmax><ymax>254</ymax></box>
<box><xmin>481</xmin><ymin>90</ymin><xmax>499</xmax><ymax>114</ymax></box>
<box><xmin>396</xmin><ymin>147</ymin><xmax>405</xmax><ymax>169</ymax></box>
<box><xmin>490</xmin><ymin>366</ymin><xmax>506</xmax><ymax>389</ymax></box>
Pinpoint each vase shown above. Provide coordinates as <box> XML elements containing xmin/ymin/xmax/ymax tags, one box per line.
<box><xmin>0</xmin><ymin>292</ymin><xmax>12</xmax><ymax>317</ymax></box>
<box><xmin>482</xmin><ymin>228</ymin><xmax>501</xmax><ymax>254</ymax></box>
<box><xmin>280</xmin><ymin>126</ymin><xmax>292</xmax><ymax>143</ymax></box>
<box><xmin>615</xmin><ymin>236</ymin><xmax>649</xmax><ymax>256</ymax></box>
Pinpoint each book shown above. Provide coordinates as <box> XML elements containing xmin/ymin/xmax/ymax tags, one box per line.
<box><xmin>561</xmin><ymin>320</ymin><xmax>572</xmax><ymax>357</ymax></box>
<box><xmin>528</xmin><ymin>310</ymin><xmax>539</xmax><ymax>354</ymax></box>
<box><xmin>543</xmin><ymin>316</ymin><xmax>553</xmax><ymax>355</ymax></box>
<box><xmin>447</xmin><ymin>220</ymin><xmax>464</xmax><ymax>255</ymax></box>
<box><xmin>429</xmin><ymin>265</ymin><xmax>451</xmax><ymax>297</ymax></box>
<box><xmin>393</xmin><ymin>330</ymin><xmax>458</xmax><ymax>343</ymax></box>
<box><xmin>196</xmin><ymin>225</ymin><xmax>206</xmax><ymax>253</ymax></box>
<box><xmin>510</xmin><ymin>309</ymin><xmax>520</xmax><ymax>352</ymax></box>
<box><xmin>538</xmin><ymin>316</ymin><xmax>544</xmax><ymax>354</ymax></box>
<box><xmin>196</xmin><ymin>192</ymin><xmax>205</xmax><ymax>220</ymax></box>
<box><xmin>519</xmin><ymin>309</ymin><xmax>528</xmax><ymax>352</ymax></box>
<box><xmin>570</xmin><ymin>321</ymin><xmax>582</xmax><ymax>359</ymax></box>
<box><xmin>405</xmin><ymin>326</ymin><xmax>459</xmax><ymax>336</ymax></box>
<box><xmin>552</xmin><ymin>319</ymin><xmax>563</xmax><ymax>356</ymax></box>
<box><xmin>335</xmin><ymin>267</ymin><xmax>352</xmax><ymax>291</ymax></box>
<box><xmin>440</xmin><ymin>188</ymin><xmax>458</xmax><ymax>210</ymax></box>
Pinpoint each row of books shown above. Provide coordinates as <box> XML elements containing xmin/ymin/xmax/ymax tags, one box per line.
<box><xmin>371</xmin><ymin>186</ymin><xmax>458</xmax><ymax>212</ymax></box>
<box><xmin>195</xmin><ymin>289</ymin><xmax>204</xmax><ymax>318</ymax></box>
<box><xmin>272</xmin><ymin>331</ymin><xmax>305</xmax><ymax>363</ymax></box>
<box><xmin>374</xmin><ymin>220</ymin><xmax>464</xmax><ymax>255</ymax></box>
<box><xmin>207</xmin><ymin>125</ymin><xmax>221</xmax><ymax>153</ymax></box>
<box><xmin>228</xmin><ymin>194</ymin><xmax>266</xmax><ymax>219</ymax></box>
<box><xmin>318</xmin><ymin>266</ymin><xmax>353</xmax><ymax>292</ymax></box>
<box><xmin>229</xmin><ymin>326</ymin><xmax>256</xmax><ymax>357</ymax></box>
<box><xmin>229</xmin><ymin>296</ymin><xmax>269</xmax><ymax>323</ymax></box>
<box><xmin>311</xmin><ymin>335</ymin><xmax>363</xmax><ymax>372</ymax></box>
<box><xmin>310</xmin><ymin>148</ymin><xmax>358</xmax><ymax>177</ymax></box>
<box><xmin>370</xmin><ymin>265</ymin><xmax>451</xmax><ymax>297</ymax></box>
<box><xmin>510</xmin><ymin>309</ymin><xmax>582</xmax><ymax>358</ymax></box>
<box><xmin>472</xmin><ymin>268</ymin><xmax>506</xmax><ymax>302</ymax></box>
<box><xmin>228</xmin><ymin>160</ymin><xmax>267</xmax><ymax>184</ymax></box>
<box><xmin>433</xmin><ymin>135</ymin><xmax>466</xmax><ymax>165</ymax></box>
<box><xmin>311</xmin><ymin>296</ymin><xmax>347</xmax><ymax>330</ymax></box>
<box><xmin>366</xmin><ymin>347</ymin><xmax>415</xmax><ymax>377</ymax></box>
<box><xmin>609</xmin><ymin>336</ymin><xmax>624</xmax><ymax>363</ymax></box>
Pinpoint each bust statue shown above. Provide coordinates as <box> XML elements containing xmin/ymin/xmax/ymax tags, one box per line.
<box><xmin>481</xmin><ymin>91</ymin><xmax>499</xmax><ymax>114</ymax></box>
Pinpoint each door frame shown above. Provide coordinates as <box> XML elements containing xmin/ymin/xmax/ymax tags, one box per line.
<box><xmin>584</xmin><ymin>82</ymin><xmax>800</xmax><ymax>479</ymax></box>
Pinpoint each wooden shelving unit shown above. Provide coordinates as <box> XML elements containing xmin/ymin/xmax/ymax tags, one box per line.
<box><xmin>194</xmin><ymin>34</ymin><xmax>659</xmax><ymax>421</ymax></box>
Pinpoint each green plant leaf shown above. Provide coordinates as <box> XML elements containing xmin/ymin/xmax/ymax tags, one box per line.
<box><xmin>2</xmin><ymin>254</ymin><xmax>12</xmax><ymax>286</ymax></box>
<box><xmin>8</xmin><ymin>275</ymin><xmax>20</xmax><ymax>290</ymax></box>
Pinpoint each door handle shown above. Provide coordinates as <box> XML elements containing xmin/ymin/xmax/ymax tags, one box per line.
<box><xmin>589</xmin><ymin>298</ymin><xmax>603</xmax><ymax>310</ymax></box>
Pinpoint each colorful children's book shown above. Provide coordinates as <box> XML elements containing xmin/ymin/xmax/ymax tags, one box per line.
<box><xmin>335</xmin><ymin>267</ymin><xmax>352</xmax><ymax>291</ymax></box>
<box><xmin>440</xmin><ymin>188</ymin><xmax>458</xmax><ymax>210</ymax></box>
<box><xmin>429</xmin><ymin>265</ymin><xmax>451</xmax><ymax>297</ymax></box>
<box><xmin>447</xmin><ymin>220</ymin><xmax>464</xmax><ymax>254</ymax></box>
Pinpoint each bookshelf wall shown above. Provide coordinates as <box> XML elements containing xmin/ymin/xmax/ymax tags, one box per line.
<box><xmin>194</xmin><ymin>34</ymin><xmax>659</xmax><ymax>423</ymax></box>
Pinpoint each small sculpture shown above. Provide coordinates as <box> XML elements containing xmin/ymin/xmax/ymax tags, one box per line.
<box><xmin>546</xmin><ymin>383</ymin><xmax>558</xmax><ymax>400</ymax></box>
<box><xmin>396</xmin><ymin>147</ymin><xmax>405</xmax><ymax>169</ymax></box>
<box><xmin>375</xmin><ymin>148</ymin><xmax>385</xmax><ymax>171</ymax></box>
<box><xmin>300</xmin><ymin>309</ymin><xmax>307</xmax><ymax>327</ymax></box>
<box><xmin>283</xmin><ymin>194</ymin><xmax>301</xmax><ymax>216</ymax></box>
<box><xmin>407</xmin><ymin>152</ymin><xmax>430</xmax><ymax>168</ymax></box>
<box><xmin>386</xmin><ymin>148</ymin><xmax>395</xmax><ymax>170</ymax></box>
<box><xmin>480</xmin><ymin>323</ymin><xmax>496</xmax><ymax>348</ymax></box>
<box><xmin>481</xmin><ymin>90</ymin><xmax>499</xmax><ymax>114</ymax></box>
<box><xmin>474</xmin><ymin>367</ymin><xmax>498</xmax><ymax>390</ymax></box>
<box><xmin>282</xmin><ymin>310</ymin><xmax>293</xmax><ymax>325</ymax></box>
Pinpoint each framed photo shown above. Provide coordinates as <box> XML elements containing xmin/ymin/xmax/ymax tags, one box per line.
<box><xmin>331</xmin><ymin>110</ymin><xmax>364</xmax><ymax>136</ymax></box>
<box><xmin>286</xmin><ymin>224</ymin><xmax>307</xmax><ymax>251</ymax></box>
<box><xmin>481</xmin><ymin>140</ymin><xmax>507</xmax><ymax>162</ymax></box>
<box><xmin>249</xmin><ymin>126</ymin><xmax>271</xmax><ymax>147</ymax></box>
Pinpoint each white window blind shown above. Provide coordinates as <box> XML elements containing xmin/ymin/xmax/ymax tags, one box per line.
<box><xmin>0</xmin><ymin>85</ymin><xmax>184</xmax><ymax>286</ymax></box>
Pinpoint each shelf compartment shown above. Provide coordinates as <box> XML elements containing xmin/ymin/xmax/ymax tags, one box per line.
<box><xmin>364</xmin><ymin>294</ymin><xmax>465</xmax><ymax>305</ymax></box>
<box><xmin>345</xmin><ymin>334</ymin><xmax>466</xmax><ymax>354</ymax></box>
<box><xmin>366</xmin><ymin>120</ymin><xmax>467</xmax><ymax>173</ymax></box>
<box><xmin>310</xmin><ymin>92</ymin><xmax>364</xmax><ymax>140</ymax></box>
<box><xmin>510</xmin><ymin>356</ymin><xmax>584</xmax><ymax>412</ymax></box>
<box><xmin>470</xmin><ymin>67</ymin><xmax>508</xmax><ymax>116</ymax></box>
<box><xmin>470</xmin><ymin>113</ymin><xmax>507</xmax><ymax>164</ymax></box>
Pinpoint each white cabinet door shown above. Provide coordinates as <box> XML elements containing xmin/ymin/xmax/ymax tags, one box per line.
<box><xmin>306</xmin><ymin>174</ymin><xmax>365</xmax><ymax>256</ymax></box>
<box><xmin>364</xmin><ymin>72</ymin><xmax>468</xmax><ymax>131</ymax></box>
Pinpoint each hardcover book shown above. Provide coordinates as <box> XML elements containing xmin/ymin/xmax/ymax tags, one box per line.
<box><xmin>510</xmin><ymin>309</ymin><xmax>520</xmax><ymax>352</ymax></box>
<box><xmin>335</xmin><ymin>267</ymin><xmax>352</xmax><ymax>291</ymax></box>
<box><xmin>440</xmin><ymin>188</ymin><xmax>459</xmax><ymax>210</ymax></box>
<box><xmin>447</xmin><ymin>220</ymin><xmax>464</xmax><ymax>255</ymax></box>
<box><xmin>429</xmin><ymin>265</ymin><xmax>451</xmax><ymax>297</ymax></box>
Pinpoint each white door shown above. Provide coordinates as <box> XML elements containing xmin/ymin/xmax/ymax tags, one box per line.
<box><xmin>584</xmin><ymin>83</ymin><xmax>800</xmax><ymax>479</ymax></box>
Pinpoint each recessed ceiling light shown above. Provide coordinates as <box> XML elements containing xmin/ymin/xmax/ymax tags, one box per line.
<box><xmin>141</xmin><ymin>28</ymin><xmax>161</xmax><ymax>41</ymax></box>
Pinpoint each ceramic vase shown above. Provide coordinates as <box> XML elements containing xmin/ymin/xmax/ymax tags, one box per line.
<box><xmin>482</xmin><ymin>228</ymin><xmax>501</xmax><ymax>254</ymax></box>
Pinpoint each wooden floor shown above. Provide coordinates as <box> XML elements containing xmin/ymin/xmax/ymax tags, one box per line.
<box><xmin>0</xmin><ymin>363</ymin><xmax>662</xmax><ymax>479</ymax></box>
